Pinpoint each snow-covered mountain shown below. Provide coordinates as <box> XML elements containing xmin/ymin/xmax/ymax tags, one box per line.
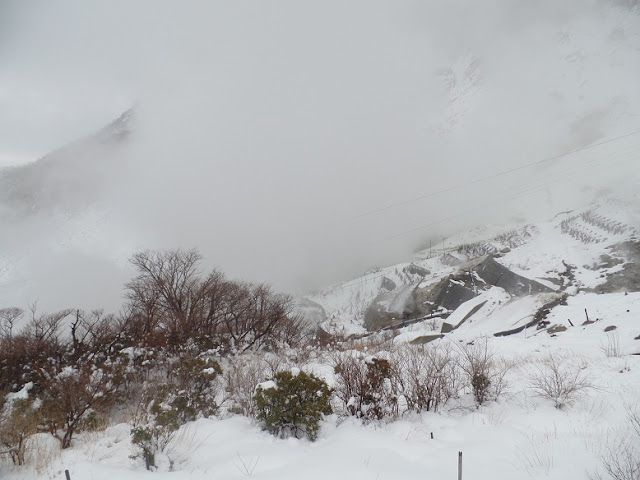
<box><xmin>308</xmin><ymin>197</ymin><xmax>640</xmax><ymax>342</ymax></box>
<box><xmin>0</xmin><ymin>109</ymin><xmax>137</xmax><ymax>311</ymax></box>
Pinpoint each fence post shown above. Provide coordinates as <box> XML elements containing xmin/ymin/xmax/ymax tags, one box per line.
<box><xmin>458</xmin><ymin>451</ymin><xmax>462</xmax><ymax>480</ymax></box>
<box><xmin>65</xmin><ymin>470</ymin><xmax>71</xmax><ymax>480</ymax></box>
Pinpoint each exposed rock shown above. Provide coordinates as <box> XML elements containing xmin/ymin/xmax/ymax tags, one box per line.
<box><xmin>405</xmin><ymin>263</ymin><xmax>430</xmax><ymax>277</ymax></box>
<box><xmin>594</xmin><ymin>241</ymin><xmax>640</xmax><ymax>293</ymax></box>
<box><xmin>380</xmin><ymin>277</ymin><xmax>397</xmax><ymax>292</ymax></box>
<box><xmin>440</xmin><ymin>322</ymin><xmax>454</xmax><ymax>334</ymax></box>
<box><xmin>432</xmin><ymin>280</ymin><xmax>477</xmax><ymax>311</ymax></box>
<box><xmin>409</xmin><ymin>334</ymin><xmax>444</xmax><ymax>345</ymax></box>
<box><xmin>366</xmin><ymin>256</ymin><xmax>554</xmax><ymax>333</ymax></box>
<box><xmin>474</xmin><ymin>256</ymin><xmax>552</xmax><ymax>296</ymax></box>
<box><xmin>415</xmin><ymin>255</ymin><xmax>551</xmax><ymax>319</ymax></box>
<box><xmin>363</xmin><ymin>286</ymin><xmax>415</xmax><ymax>331</ymax></box>
<box><xmin>604</xmin><ymin>325</ymin><xmax>617</xmax><ymax>332</ymax></box>
<box><xmin>547</xmin><ymin>324</ymin><xmax>567</xmax><ymax>334</ymax></box>
<box><xmin>597</xmin><ymin>254</ymin><xmax>624</xmax><ymax>269</ymax></box>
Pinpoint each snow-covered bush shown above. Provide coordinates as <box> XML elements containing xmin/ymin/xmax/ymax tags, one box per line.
<box><xmin>167</xmin><ymin>356</ymin><xmax>223</xmax><ymax>421</ymax></box>
<box><xmin>333</xmin><ymin>354</ymin><xmax>397</xmax><ymax>420</ymax></box>
<box><xmin>38</xmin><ymin>356</ymin><xmax>128</xmax><ymax>449</ymax></box>
<box><xmin>254</xmin><ymin>369</ymin><xmax>332</xmax><ymax>441</ymax></box>
<box><xmin>458</xmin><ymin>338</ymin><xmax>509</xmax><ymax>406</ymax></box>
<box><xmin>131</xmin><ymin>355</ymin><xmax>222</xmax><ymax>470</ymax></box>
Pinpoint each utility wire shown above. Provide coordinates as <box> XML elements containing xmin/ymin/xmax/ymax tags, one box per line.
<box><xmin>351</xmin><ymin>129</ymin><xmax>640</xmax><ymax>220</ymax></box>
<box><xmin>324</xmin><ymin>141</ymin><xmax>640</xmax><ymax>290</ymax></box>
<box><xmin>371</xmin><ymin>142</ymin><xmax>640</xmax><ymax>244</ymax></box>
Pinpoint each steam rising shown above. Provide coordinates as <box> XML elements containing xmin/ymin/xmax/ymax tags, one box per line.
<box><xmin>1</xmin><ymin>1</ymin><xmax>639</xmax><ymax>311</ymax></box>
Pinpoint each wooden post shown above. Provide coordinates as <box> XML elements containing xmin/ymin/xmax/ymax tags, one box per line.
<box><xmin>65</xmin><ymin>470</ymin><xmax>71</xmax><ymax>480</ymax></box>
<box><xmin>458</xmin><ymin>451</ymin><xmax>462</xmax><ymax>480</ymax></box>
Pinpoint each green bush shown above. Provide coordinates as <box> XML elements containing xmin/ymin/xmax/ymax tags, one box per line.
<box><xmin>131</xmin><ymin>426</ymin><xmax>156</xmax><ymax>471</ymax></box>
<box><xmin>471</xmin><ymin>372</ymin><xmax>491</xmax><ymax>405</ymax></box>
<box><xmin>254</xmin><ymin>369</ymin><xmax>332</xmax><ymax>441</ymax></box>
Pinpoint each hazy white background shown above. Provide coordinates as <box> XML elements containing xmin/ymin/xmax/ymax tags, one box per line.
<box><xmin>1</xmin><ymin>0</ymin><xmax>639</xmax><ymax>311</ymax></box>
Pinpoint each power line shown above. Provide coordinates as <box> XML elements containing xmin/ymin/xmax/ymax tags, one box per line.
<box><xmin>351</xmin><ymin>128</ymin><xmax>640</xmax><ymax>220</ymax></box>
<box><xmin>323</xmin><ymin>132</ymin><xmax>640</xmax><ymax>293</ymax></box>
<box><xmin>367</xmin><ymin>141</ymin><xmax>640</xmax><ymax>244</ymax></box>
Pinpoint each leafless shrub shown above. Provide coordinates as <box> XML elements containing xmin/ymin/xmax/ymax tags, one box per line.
<box><xmin>528</xmin><ymin>353</ymin><xmax>593</xmax><ymax>409</ymax></box>
<box><xmin>601</xmin><ymin>331</ymin><xmax>622</xmax><ymax>358</ymax></box>
<box><xmin>458</xmin><ymin>338</ymin><xmax>510</xmax><ymax>406</ymax></box>
<box><xmin>333</xmin><ymin>352</ymin><xmax>396</xmax><ymax>420</ymax></box>
<box><xmin>588</xmin><ymin>403</ymin><xmax>640</xmax><ymax>480</ymax></box>
<box><xmin>629</xmin><ymin>404</ymin><xmax>640</xmax><ymax>438</ymax></box>
<box><xmin>391</xmin><ymin>343</ymin><xmax>460</xmax><ymax>413</ymax></box>
<box><xmin>263</xmin><ymin>354</ymin><xmax>292</xmax><ymax>378</ymax></box>
<box><xmin>592</xmin><ymin>404</ymin><xmax>640</xmax><ymax>480</ymax></box>
<box><xmin>234</xmin><ymin>451</ymin><xmax>259</xmax><ymax>477</ymax></box>
<box><xmin>25</xmin><ymin>433</ymin><xmax>60</xmax><ymax>474</ymax></box>
<box><xmin>594</xmin><ymin>443</ymin><xmax>640</xmax><ymax>480</ymax></box>
<box><xmin>224</xmin><ymin>355</ymin><xmax>268</xmax><ymax>416</ymax></box>
<box><xmin>0</xmin><ymin>396</ymin><xmax>38</xmax><ymax>465</ymax></box>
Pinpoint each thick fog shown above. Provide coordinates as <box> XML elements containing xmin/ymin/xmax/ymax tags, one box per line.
<box><xmin>1</xmin><ymin>0</ymin><xmax>640</xmax><ymax>311</ymax></box>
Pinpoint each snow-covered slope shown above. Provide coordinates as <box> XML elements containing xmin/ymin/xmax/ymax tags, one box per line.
<box><xmin>308</xmin><ymin>197</ymin><xmax>640</xmax><ymax>340</ymax></box>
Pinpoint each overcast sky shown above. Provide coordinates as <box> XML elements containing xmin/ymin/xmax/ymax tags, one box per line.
<box><xmin>1</xmin><ymin>1</ymin><xmax>640</xmax><ymax>310</ymax></box>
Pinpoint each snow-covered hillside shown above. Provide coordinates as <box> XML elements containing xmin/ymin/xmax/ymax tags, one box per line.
<box><xmin>3</xmin><ymin>198</ymin><xmax>638</xmax><ymax>480</ymax></box>
<box><xmin>309</xmin><ymin>197</ymin><xmax>640</xmax><ymax>342</ymax></box>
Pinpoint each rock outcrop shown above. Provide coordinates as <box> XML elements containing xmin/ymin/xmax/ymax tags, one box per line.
<box><xmin>364</xmin><ymin>255</ymin><xmax>552</xmax><ymax>331</ymax></box>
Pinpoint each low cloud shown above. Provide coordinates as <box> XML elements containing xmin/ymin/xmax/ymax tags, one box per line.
<box><xmin>1</xmin><ymin>0</ymin><xmax>639</xmax><ymax>311</ymax></box>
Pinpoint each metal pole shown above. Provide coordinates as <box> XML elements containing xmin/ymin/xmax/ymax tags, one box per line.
<box><xmin>458</xmin><ymin>451</ymin><xmax>462</xmax><ymax>480</ymax></box>
<box><xmin>65</xmin><ymin>470</ymin><xmax>71</xmax><ymax>480</ymax></box>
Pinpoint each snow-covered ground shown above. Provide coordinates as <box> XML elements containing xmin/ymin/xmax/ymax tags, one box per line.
<box><xmin>2</xmin><ymin>290</ymin><xmax>638</xmax><ymax>480</ymax></box>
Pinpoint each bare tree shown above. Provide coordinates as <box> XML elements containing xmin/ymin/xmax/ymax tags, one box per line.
<box><xmin>126</xmin><ymin>249</ymin><xmax>204</xmax><ymax>345</ymax></box>
<box><xmin>124</xmin><ymin>248</ymin><xmax>300</xmax><ymax>352</ymax></box>
<box><xmin>0</xmin><ymin>308</ymin><xmax>23</xmax><ymax>348</ymax></box>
